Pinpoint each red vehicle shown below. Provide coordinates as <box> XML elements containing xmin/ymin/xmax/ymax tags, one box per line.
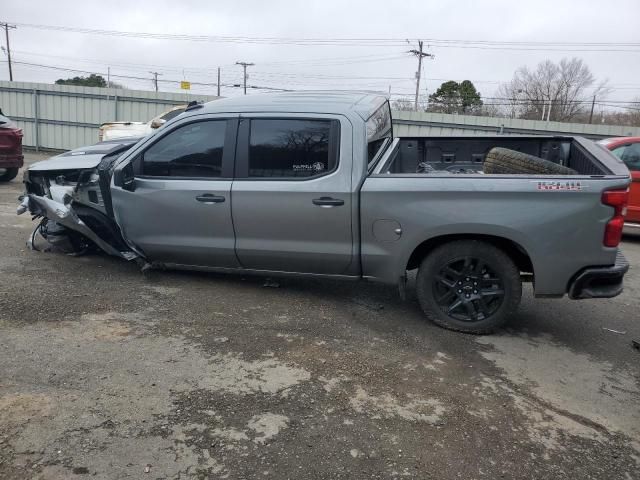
<box><xmin>0</xmin><ymin>110</ymin><xmax>24</xmax><ymax>182</ymax></box>
<box><xmin>599</xmin><ymin>136</ymin><xmax>640</xmax><ymax>226</ymax></box>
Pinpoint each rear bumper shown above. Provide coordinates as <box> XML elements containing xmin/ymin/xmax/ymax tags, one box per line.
<box><xmin>0</xmin><ymin>153</ymin><xmax>24</xmax><ymax>169</ymax></box>
<box><xmin>568</xmin><ymin>251</ymin><xmax>629</xmax><ymax>299</ymax></box>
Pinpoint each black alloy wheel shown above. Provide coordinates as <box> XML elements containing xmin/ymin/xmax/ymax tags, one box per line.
<box><xmin>433</xmin><ymin>256</ymin><xmax>505</xmax><ymax>322</ymax></box>
<box><xmin>416</xmin><ymin>240</ymin><xmax>522</xmax><ymax>334</ymax></box>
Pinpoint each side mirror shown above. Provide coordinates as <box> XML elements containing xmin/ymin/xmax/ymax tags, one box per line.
<box><xmin>150</xmin><ymin>118</ymin><xmax>166</xmax><ymax>129</ymax></box>
<box><xmin>114</xmin><ymin>163</ymin><xmax>136</xmax><ymax>192</ymax></box>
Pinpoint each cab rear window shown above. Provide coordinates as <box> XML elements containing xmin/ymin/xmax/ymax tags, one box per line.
<box><xmin>367</xmin><ymin>103</ymin><xmax>392</xmax><ymax>167</ymax></box>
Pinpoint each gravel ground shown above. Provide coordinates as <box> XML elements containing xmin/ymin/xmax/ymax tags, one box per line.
<box><xmin>0</xmin><ymin>152</ymin><xmax>639</xmax><ymax>479</ymax></box>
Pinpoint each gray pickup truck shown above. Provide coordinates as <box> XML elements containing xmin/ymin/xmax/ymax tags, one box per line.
<box><xmin>18</xmin><ymin>92</ymin><xmax>631</xmax><ymax>333</ymax></box>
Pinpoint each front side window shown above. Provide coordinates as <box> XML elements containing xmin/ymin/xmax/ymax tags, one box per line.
<box><xmin>142</xmin><ymin>121</ymin><xmax>225</xmax><ymax>177</ymax></box>
<box><xmin>249</xmin><ymin>119</ymin><xmax>334</xmax><ymax>178</ymax></box>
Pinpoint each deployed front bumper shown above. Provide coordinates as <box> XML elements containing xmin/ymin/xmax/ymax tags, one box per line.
<box><xmin>18</xmin><ymin>194</ymin><xmax>137</xmax><ymax>260</ymax></box>
<box><xmin>568</xmin><ymin>251</ymin><xmax>630</xmax><ymax>299</ymax></box>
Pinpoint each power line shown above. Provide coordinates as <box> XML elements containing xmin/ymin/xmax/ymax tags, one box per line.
<box><xmin>7</xmin><ymin>48</ymin><xmax>409</xmax><ymax>74</ymax></box>
<box><xmin>8</xmin><ymin>22</ymin><xmax>640</xmax><ymax>52</ymax></box>
<box><xmin>10</xmin><ymin>49</ymin><xmax>639</xmax><ymax>92</ymax></box>
<box><xmin>5</xmin><ymin>59</ymin><xmax>640</xmax><ymax>108</ymax></box>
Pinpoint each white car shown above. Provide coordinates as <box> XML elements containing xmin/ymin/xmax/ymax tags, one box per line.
<box><xmin>98</xmin><ymin>105</ymin><xmax>187</xmax><ymax>142</ymax></box>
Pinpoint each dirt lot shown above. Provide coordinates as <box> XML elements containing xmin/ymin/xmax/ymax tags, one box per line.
<box><xmin>1</xmin><ymin>152</ymin><xmax>639</xmax><ymax>479</ymax></box>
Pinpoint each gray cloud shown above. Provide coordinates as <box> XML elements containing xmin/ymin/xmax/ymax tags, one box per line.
<box><xmin>2</xmin><ymin>0</ymin><xmax>639</xmax><ymax>106</ymax></box>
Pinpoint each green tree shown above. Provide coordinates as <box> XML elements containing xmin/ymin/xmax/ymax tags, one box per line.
<box><xmin>55</xmin><ymin>74</ymin><xmax>108</xmax><ymax>87</ymax></box>
<box><xmin>428</xmin><ymin>80</ymin><xmax>483</xmax><ymax>114</ymax></box>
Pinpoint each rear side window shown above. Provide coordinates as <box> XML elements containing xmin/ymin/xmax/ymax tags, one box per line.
<box><xmin>249</xmin><ymin>119</ymin><xmax>336</xmax><ymax>178</ymax></box>
<box><xmin>142</xmin><ymin>121</ymin><xmax>225</xmax><ymax>177</ymax></box>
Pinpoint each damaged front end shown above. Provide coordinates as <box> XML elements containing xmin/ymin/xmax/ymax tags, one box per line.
<box><xmin>17</xmin><ymin>140</ymin><xmax>141</xmax><ymax>261</ymax></box>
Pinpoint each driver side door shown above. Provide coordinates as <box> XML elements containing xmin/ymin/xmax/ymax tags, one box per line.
<box><xmin>111</xmin><ymin>116</ymin><xmax>240</xmax><ymax>268</ymax></box>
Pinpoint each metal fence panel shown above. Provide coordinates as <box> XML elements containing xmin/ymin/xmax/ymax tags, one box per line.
<box><xmin>0</xmin><ymin>80</ymin><xmax>219</xmax><ymax>150</ymax></box>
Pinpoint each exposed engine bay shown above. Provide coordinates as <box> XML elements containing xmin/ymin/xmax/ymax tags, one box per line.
<box><xmin>17</xmin><ymin>139</ymin><xmax>141</xmax><ymax>260</ymax></box>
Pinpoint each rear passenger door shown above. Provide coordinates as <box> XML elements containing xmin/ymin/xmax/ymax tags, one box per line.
<box><xmin>231</xmin><ymin>116</ymin><xmax>354</xmax><ymax>274</ymax></box>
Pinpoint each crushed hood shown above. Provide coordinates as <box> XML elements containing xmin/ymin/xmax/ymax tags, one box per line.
<box><xmin>29</xmin><ymin>140</ymin><xmax>141</xmax><ymax>172</ymax></box>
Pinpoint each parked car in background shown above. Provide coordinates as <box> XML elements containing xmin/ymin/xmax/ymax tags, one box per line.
<box><xmin>598</xmin><ymin>136</ymin><xmax>640</xmax><ymax>226</ymax></box>
<box><xmin>0</xmin><ymin>110</ymin><xmax>24</xmax><ymax>182</ymax></box>
<box><xmin>19</xmin><ymin>93</ymin><xmax>630</xmax><ymax>334</ymax></box>
<box><xmin>98</xmin><ymin>105</ymin><xmax>187</xmax><ymax>142</ymax></box>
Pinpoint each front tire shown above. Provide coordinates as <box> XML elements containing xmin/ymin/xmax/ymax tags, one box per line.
<box><xmin>416</xmin><ymin>240</ymin><xmax>522</xmax><ymax>334</ymax></box>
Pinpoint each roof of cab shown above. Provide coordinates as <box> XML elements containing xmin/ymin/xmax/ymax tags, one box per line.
<box><xmin>194</xmin><ymin>91</ymin><xmax>388</xmax><ymax>120</ymax></box>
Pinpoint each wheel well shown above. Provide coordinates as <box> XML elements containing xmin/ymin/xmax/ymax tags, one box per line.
<box><xmin>406</xmin><ymin>234</ymin><xmax>534</xmax><ymax>274</ymax></box>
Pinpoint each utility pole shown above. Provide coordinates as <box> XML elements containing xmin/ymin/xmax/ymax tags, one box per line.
<box><xmin>1</xmin><ymin>22</ymin><xmax>16</xmax><ymax>81</ymax></box>
<box><xmin>149</xmin><ymin>71</ymin><xmax>162</xmax><ymax>92</ymax></box>
<box><xmin>217</xmin><ymin>67</ymin><xmax>221</xmax><ymax>97</ymax></box>
<box><xmin>408</xmin><ymin>40</ymin><xmax>434</xmax><ymax>112</ymax></box>
<box><xmin>588</xmin><ymin>95</ymin><xmax>596</xmax><ymax>124</ymax></box>
<box><xmin>236</xmin><ymin>61</ymin><xmax>254</xmax><ymax>95</ymax></box>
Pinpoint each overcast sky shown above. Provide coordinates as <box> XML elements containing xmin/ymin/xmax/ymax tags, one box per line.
<box><xmin>2</xmin><ymin>0</ymin><xmax>639</xmax><ymax>109</ymax></box>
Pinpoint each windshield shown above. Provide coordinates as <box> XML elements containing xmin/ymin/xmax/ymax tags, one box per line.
<box><xmin>366</xmin><ymin>101</ymin><xmax>392</xmax><ymax>167</ymax></box>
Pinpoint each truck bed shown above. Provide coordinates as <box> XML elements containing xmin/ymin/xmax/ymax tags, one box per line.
<box><xmin>361</xmin><ymin>136</ymin><xmax>630</xmax><ymax>295</ymax></box>
<box><xmin>379</xmin><ymin>136</ymin><xmax>624</xmax><ymax>176</ymax></box>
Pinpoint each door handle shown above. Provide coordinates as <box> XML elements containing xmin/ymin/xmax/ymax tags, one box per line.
<box><xmin>312</xmin><ymin>197</ymin><xmax>344</xmax><ymax>207</ymax></box>
<box><xmin>196</xmin><ymin>194</ymin><xmax>225</xmax><ymax>203</ymax></box>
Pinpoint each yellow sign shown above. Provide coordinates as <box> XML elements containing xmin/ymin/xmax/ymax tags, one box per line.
<box><xmin>180</xmin><ymin>81</ymin><xmax>191</xmax><ymax>90</ymax></box>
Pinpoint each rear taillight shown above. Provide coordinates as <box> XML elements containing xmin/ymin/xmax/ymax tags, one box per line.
<box><xmin>602</xmin><ymin>189</ymin><xmax>628</xmax><ymax>247</ymax></box>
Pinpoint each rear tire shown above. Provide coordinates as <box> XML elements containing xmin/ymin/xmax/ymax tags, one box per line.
<box><xmin>484</xmin><ymin>147</ymin><xmax>577</xmax><ymax>175</ymax></box>
<box><xmin>416</xmin><ymin>240</ymin><xmax>522</xmax><ymax>334</ymax></box>
<box><xmin>0</xmin><ymin>167</ymin><xmax>19</xmax><ymax>182</ymax></box>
